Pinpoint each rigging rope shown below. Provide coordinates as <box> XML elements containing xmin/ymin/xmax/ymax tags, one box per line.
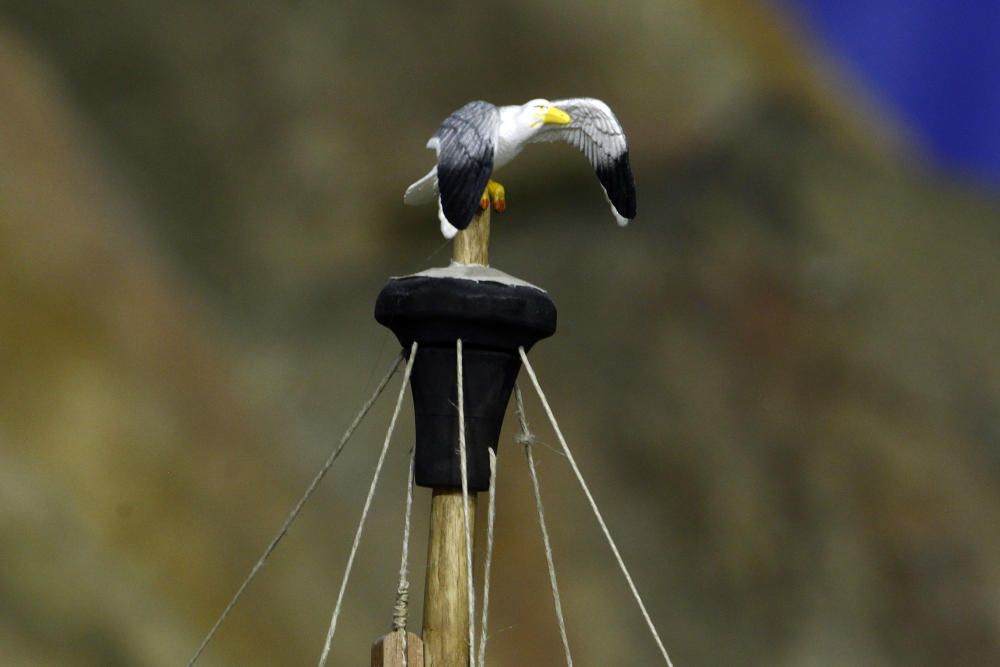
<box><xmin>477</xmin><ymin>449</ymin><xmax>498</xmax><ymax>667</ymax></box>
<box><xmin>514</xmin><ymin>384</ymin><xmax>574</xmax><ymax>667</ymax></box>
<box><xmin>456</xmin><ymin>339</ymin><xmax>478</xmax><ymax>665</ymax></box>
<box><xmin>393</xmin><ymin>449</ymin><xmax>416</xmax><ymax>632</ymax></box>
<box><xmin>518</xmin><ymin>348</ymin><xmax>676</xmax><ymax>667</ymax></box>
<box><xmin>186</xmin><ymin>353</ymin><xmax>404</xmax><ymax>667</ymax></box>
<box><xmin>317</xmin><ymin>342</ymin><xmax>418</xmax><ymax>667</ymax></box>
<box><xmin>392</xmin><ymin>448</ymin><xmax>417</xmax><ymax>666</ymax></box>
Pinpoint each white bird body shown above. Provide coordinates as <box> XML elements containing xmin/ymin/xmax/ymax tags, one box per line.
<box><xmin>405</xmin><ymin>98</ymin><xmax>636</xmax><ymax>238</ymax></box>
<box><xmin>493</xmin><ymin>104</ymin><xmax>534</xmax><ymax>168</ymax></box>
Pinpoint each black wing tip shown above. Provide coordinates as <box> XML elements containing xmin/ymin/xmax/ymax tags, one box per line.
<box><xmin>597</xmin><ymin>151</ymin><xmax>636</xmax><ymax>219</ymax></box>
<box><xmin>440</xmin><ymin>194</ymin><xmax>482</xmax><ymax>231</ymax></box>
<box><xmin>438</xmin><ymin>163</ymin><xmax>491</xmax><ymax>230</ymax></box>
<box><xmin>443</xmin><ymin>206</ymin><xmax>477</xmax><ymax>231</ymax></box>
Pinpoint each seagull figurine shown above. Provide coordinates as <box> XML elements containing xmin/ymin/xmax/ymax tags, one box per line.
<box><xmin>404</xmin><ymin>98</ymin><xmax>636</xmax><ymax>238</ymax></box>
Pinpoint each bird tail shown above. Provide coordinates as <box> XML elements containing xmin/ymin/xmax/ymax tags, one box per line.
<box><xmin>438</xmin><ymin>198</ymin><xmax>460</xmax><ymax>239</ymax></box>
<box><xmin>404</xmin><ymin>167</ymin><xmax>438</xmax><ymax>205</ymax></box>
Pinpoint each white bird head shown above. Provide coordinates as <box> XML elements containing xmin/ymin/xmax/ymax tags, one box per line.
<box><xmin>520</xmin><ymin>98</ymin><xmax>572</xmax><ymax>131</ymax></box>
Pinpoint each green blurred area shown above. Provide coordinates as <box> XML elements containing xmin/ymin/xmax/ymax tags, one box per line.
<box><xmin>1</xmin><ymin>1</ymin><xmax>999</xmax><ymax>665</ymax></box>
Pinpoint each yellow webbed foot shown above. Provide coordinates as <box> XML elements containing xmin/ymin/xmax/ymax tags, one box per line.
<box><xmin>483</xmin><ymin>179</ymin><xmax>506</xmax><ymax>213</ymax></box>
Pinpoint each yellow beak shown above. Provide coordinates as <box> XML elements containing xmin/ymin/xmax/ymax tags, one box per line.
<box><xmin>542</xmin><ymin>106</ymin><xmax>572</xmax><ymax>125</ymax></box>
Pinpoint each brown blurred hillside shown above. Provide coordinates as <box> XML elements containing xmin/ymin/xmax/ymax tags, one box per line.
<box><xmin>1</xmin><ymin>1</ymin><xmax>999</xmax><ymax>665</ymax></box>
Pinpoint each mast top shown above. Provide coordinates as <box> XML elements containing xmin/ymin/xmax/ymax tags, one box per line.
<box><xmin>452</xmin><ymin>206</ymin><xmax>490</xmax><ymax>266</ymax></box>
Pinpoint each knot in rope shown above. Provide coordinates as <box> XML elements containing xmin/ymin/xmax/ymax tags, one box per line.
<box><xmin>392</xmin><ymin>580</ymin><xmax>410</xmax><ymax>632</ymax></box>
<box><xmin>516</xmin><ymin>431</ymin><xmax>537</xmax><ymax>448</ymax></box>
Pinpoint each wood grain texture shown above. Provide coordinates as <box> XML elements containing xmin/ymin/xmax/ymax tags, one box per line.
<box><xmin>452</xmin><ymin>207</ymin><xmax>490</xmax><ymax>266</ymax></box>
<box><xmin>371</xmin><ymin>630</ymin><xmax>423</xmax><ymax>667</ymax></box>
<box><xmin>422</xmin><ymin>489</ymin><xmax>477</xmax><ymax>667</ymax></box>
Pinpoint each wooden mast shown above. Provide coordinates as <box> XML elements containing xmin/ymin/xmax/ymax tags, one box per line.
<box><xmin>421</xmin><ymin>489</ymin><xmax>477</xmax><ymax>667</ymax></box>
<box><xmin>422</xmin><ymin>205</ymin><xmax>490</xmax><ymax>666</ymax></box>
<box><xmin>373</xmin><ymin>207</ymin><xmax>489</xmax><ymax>666</ymax></box>
<box><xmin>451</xmin><ymin>204</ymin><xmax>490</xmax><ymax>266</ymax></box>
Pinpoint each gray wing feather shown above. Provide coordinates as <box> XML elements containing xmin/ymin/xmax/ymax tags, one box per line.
<box><xmin>433</xmin><ymin>101</ymin><xmax>500</xmax><ymax>230</ymax></box>
<box><xmin>532</xmin><ymin>98</ymin><xmax>636</xmax><ymax>224</ymax></box>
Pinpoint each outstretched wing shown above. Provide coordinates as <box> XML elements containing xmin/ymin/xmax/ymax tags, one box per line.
<box><xmin>531</xmin><ymin>98</ymin><xmax>636</xmax><ymax>225</ymax></box>
<box><xmin>431</xmin><ymin>101</ymin><xmax>500</xmax><ymax>231</ymax></box>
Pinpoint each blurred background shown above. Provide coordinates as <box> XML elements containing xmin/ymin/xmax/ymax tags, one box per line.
<box><xmin>1</xmin><ymin>0</ymin><xmax>998</xmax><ymax>664</ymax></box>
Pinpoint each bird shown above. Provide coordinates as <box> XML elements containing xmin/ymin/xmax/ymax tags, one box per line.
<box><xmin>404</xmin><ymin>98</ymin><xmax>636</xmax><ymax>239</ymax></box>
